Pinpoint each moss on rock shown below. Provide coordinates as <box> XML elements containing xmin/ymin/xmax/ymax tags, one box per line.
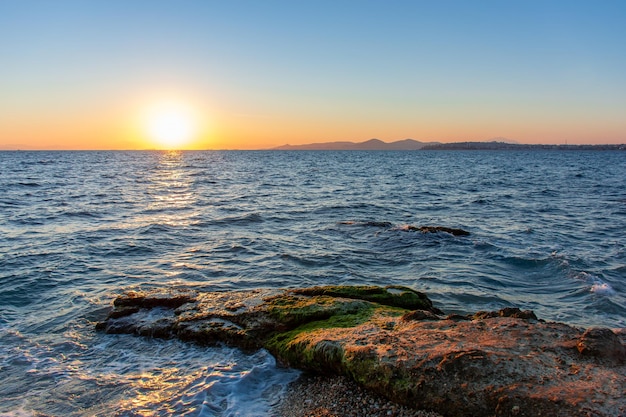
<box><xmin>265</xmin><ymin>302</ymin><xmax>378</xmax><ymax>368</ymax></box>
<box><xmin>290</xmin><ymin>285</ymin><xmax>438</xmax><ymax>312</ymax></box>
<box><xmin>264</xmin><ymin>294</ymin><xmax>373</xmax><ymax>328</ymax></box>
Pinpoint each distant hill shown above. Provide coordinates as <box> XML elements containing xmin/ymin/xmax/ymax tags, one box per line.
<box><xmin>271</xmin><ymin>138</ymin><xmax>439</xmax><ymax>150</ymax></box>
<box><xmin>486</xmin><ymin>137</ymin><xmax>519</xmax><ymax>144</ymax></box>
<box><xmin>422</xmin><ymin>141</ymin><xmax>626</xmax><ymax>151</ymax></box>
<box><xmin>270</xmin><ymin>139</ymin><xmax>625</xmax><ymax>151</ymax></box>
<box><xmin>421</xmin><ymin>141</ymin><xmax>523</xmax><ymax>150</ymax></box>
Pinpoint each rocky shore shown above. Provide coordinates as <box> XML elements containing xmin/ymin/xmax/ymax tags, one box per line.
<box><xmin>274</xmin><ymin>374</ymin><xmax>443</xmax><ymax>417</ymax></box>
<box><xmin>97</xmin><ymin>285</ymin><xmax>626</xmax><ymax>417</ymax></box>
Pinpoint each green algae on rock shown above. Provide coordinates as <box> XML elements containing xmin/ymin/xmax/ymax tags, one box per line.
<box><xmin>98</xmin><ymin>285</ymin><xmax>626</xmax><ymax>417</ymax></box>
<box><xmin>264</xmin><ymin>294</ymin><xmax>374</xmax><ymax>329</ymax></box>
<box><xmin>289</xmin><ymin>285</ymin><xmax>441</xmax><ymax>312</ymax></box>
<box><xmin>265</xmin><ymin>301</ymin><xmax>406</xmax><ymax>373</ymax></box>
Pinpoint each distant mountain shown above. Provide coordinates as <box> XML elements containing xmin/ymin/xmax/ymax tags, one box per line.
<box><xmin>271</xmin><ymin>139</ymin><xmax>625</xmax><ymax>151</ymax></box>
<box><xmin>487</xmin><ymin>137</ymin><xmax>519</xmax><ymax>144</ymax></box>
<box><xmin>421</xmin><ymin>141</ymin><xmax>523</xmax><ymax>150</ymax></box>
<box><xmin>271</xmin><ymin>138</ymin><xmax>439</xmax><ymax>150</ymax></box>
<box><xmin>421</xmin><ymin>141</ymin><xmax>626</xmax><ymax>151</ymax></box>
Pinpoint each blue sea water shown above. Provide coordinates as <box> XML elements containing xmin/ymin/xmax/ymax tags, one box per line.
<box><xmin>0</xmin><ymin>150</ymin><xmax>624</xmax><ymax>416</ymax></box>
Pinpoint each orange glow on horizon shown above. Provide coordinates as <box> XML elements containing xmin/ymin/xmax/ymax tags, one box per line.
<box><xmin>0</xmin><ymin>104</ymin><xmax>624</xmax><ymax>151</ymax></box>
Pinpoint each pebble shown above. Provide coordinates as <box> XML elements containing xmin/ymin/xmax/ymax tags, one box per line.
<box><xmin>272</xmin><ymin>374</ymin><xmax>443</xmax><ymax>417</ymax></box>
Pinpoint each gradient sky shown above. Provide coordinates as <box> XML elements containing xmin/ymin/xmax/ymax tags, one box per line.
<box><xmin>1</xmin><ymin>0</ymin><xmax>625</xmax><ymax>150</ymax></box>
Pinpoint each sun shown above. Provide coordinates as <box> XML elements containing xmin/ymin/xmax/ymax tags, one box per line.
<box><xmin>143</xmin><ymin>101</ymin><xmax>198</xmax><ymax>149</ymax></box>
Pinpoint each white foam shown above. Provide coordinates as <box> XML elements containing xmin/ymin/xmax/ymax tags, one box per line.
<box><xmin>590</xmin><ymin>282</ymin><xmax>615</xmax><ymax>295</ymax></box>
<box><xmin>576</xmin><ymin>272</ymin><xmax>616</xmax><ymax>296</ymax></box>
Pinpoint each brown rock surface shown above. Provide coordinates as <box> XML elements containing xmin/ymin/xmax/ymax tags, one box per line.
<box><xmin>280</xmin><ymin>314</ymin><xmax>625</xmax><ymax>416</ymax></box>
<box><xmin>97</xmin><ymin>286</ymin><xmax>626</xmax><ymax>417</ymax></box>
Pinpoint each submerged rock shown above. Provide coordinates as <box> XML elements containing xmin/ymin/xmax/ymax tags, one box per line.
<box><xmin>338</xmin><ymin>221</ymin><xmax>470</xmax><ymax>236</ymax></box>
<box><xmin>98</xmin><ymin>285</ymin><xmax>625</xmax><ymax>417</ymax></box>
<box><xmin>405</xmin><ymin>225</ymin><xmax>471</xmax><ymax>236</ymax></box>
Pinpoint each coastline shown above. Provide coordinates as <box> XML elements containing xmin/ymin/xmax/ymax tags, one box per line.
<box><xmin>99</xmin><ymin>286</ymin><xmax>626</xmax><ymax>416</ymax></box>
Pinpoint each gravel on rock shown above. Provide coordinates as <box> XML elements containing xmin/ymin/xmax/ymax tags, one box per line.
<box><xmin>273</xmin><ymin>374</ymin><xmax>443</xmax><ymax>417</ymax></box>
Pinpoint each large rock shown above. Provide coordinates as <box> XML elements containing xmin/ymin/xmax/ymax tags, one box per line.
<box><xmin>97</xmin><ymin>286</ymin><xmax>625</xmax><ymax>417</ymax></box>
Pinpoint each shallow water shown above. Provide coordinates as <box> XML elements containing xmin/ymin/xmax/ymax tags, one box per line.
<box><xmin>1</xmin><ymin>150</ymin><xmax>624</xmax><ymax>416</ymax></box>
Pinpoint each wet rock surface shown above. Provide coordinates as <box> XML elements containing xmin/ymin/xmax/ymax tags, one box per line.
<box><xmin>337</xmin><ymin>222</ymin><xmax>471</xmax><ymax>237</ymax></box>
<box><xmin>404</xmin><ymin>226</ymin><xmax>471</xmax><ymax>236</ymax></box>
<box><xmin>98</xmin><ymin>285</ymin><xmax>626</xmax><ymax>417</ymax></box>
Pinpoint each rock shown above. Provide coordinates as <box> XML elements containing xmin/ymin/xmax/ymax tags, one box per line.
<box><xmin>400</xmin><ymin>310</ymin><xmax>441</xmax><ymax>322</ymax></box>
<box><xmin>97</xmin><ymin>285</ymin><xmax>626</xmax><ymax>417</ymax></box>
<box><xmin>472</xmin><ymin>307</ymin><xmax>538</xmax><ymax>321</ymax></box>
<box><xmin>290</xmin><ymin>285</ymin><xmax>441</xmax><ymax>312</ymax></box>
<box><xmin>406</xmin><ymin>226</ymin><xmax>470</xmax><ymax>236</ymax></box>
<box><xmin>577</xmin><ymin>327</ymin><xmax>626</xmax><ymax>362</ymax></box>
<box><xmin>112</xmin><ymin>289</ymin><xmax>197</xmax><ymax>309</ymax></box>
<box><xmin>338</xmin><ymin>221</ymin><xmax>470</xmax><ymax>236</ymax></box>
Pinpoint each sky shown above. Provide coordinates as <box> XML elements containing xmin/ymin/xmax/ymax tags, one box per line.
<box><xmin>1</xmin><ymin>0</ymin><xmax>625</xmax><ymax>150</ymax></box>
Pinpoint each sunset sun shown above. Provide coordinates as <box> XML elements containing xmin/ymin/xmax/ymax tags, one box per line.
<box><xmin>143</xmin><ymin>101</ymin><xmax>198</xmax><ymax>149</ymax></box>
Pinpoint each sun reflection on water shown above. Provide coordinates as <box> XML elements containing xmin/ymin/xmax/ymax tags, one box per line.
<box><xmin>119</xmin><ymin>368</ymin><xmax>196</xmax><ymax>416</ymax></box>
<box><xmin>144</xmin><ymin>151</ymin><xmax>198</xmax><ymax>228</ymax></box>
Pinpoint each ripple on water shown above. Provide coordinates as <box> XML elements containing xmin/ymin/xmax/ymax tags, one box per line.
<box><xmin>0</xmin><ymin>150</ymin><xmax>625</xmax><ymax>416</ymax></box>
<box><xmin>0</xmin><ymin>326</ymin><xmax>299</xmax><ymax>417</ymax></box>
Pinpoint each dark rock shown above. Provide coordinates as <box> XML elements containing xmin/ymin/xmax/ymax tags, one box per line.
<box><xmin>473</xmin><ymin>307</ymin><xmax>537</xmax><ymax>321</ymax></box>
<box><xmin>400</xmin><ymin>310</ymin><xmax>441</xmax><ymax>322</ymax></box>
<box><xmin>577</xmin><ymin>327</ymin><xmax>626</xmax><ymax>362</ymax></box>
<box><xmin>339</xmin><ymin>221</ymin><xmax>470</xmax><ymax>236</ymax></box>
<box><xmin>445</xmin><ymin>314</ymin><xmax>470</xmax><ymax>322</ymax></box>
<box><xmin>176</xmin><ymin>318</ymin><xmax>256</xmax><ymax>349</ymax></box>
<box><xmin>112</xmin><ymin>291</ymin><xmax>145</xmax><ymax>307</ymax></box>
<box><xmin>364</xmin><ymin>221</ymin><xmax>393</xmax><ymax>228</ymax></box>
<box><xmin>113</xmin><ymin>289</ymin><xmax>197</xmax><ymax>309</ymax></box>
<box><xmin>337</xmin><ymin>220</ymin><xmax>393</xmax><ymax>228</ymax></box>
<box><xmin>406</xmin><ymin>226</ymin><xmax>470</xmax><ymax>236</ymax></box>
<box><xmin>107</xmin><ymin>306</ymin><xmax>140</xmax><ymax>319</ymax></box>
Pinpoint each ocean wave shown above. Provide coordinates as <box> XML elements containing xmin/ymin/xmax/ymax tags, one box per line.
<box><xmin>0</xmin><ymin>327</ymin><xmax>298</xmax><ymax>417</ymax></box>
<box><xmin>207</xmin><ymin>213</ymin><xmax>265</xmax><ymax>226</ymax></box>
<box><xmin>60</xmin><ymin>210</ymin><xmax>101</xmax><ymax>219</ymax></box>
<box><xmin>101</xmin><ymin>243</ymin><xmax>157</xmax><ymax>257</ymax></box>
<box><xmin>280</xmin><ymin>253</ymin><xmax>343</xmax><ymax>268</ymax></box>
<box><xmin>137</xmin><ymin>223</ymin><xmax>180</xmax><ymax>235</ymax></box>
<box><xmin>590</xmin><ymin>282</ymin><xmax>615</xmax><ymax>295</ymax></box>
<box><xmin>16</xmin><ymin>182</ymin><xmax>41</xmax><ymax>187</ymax></box>
<box><xmin>574</xmin><ymin>272</ymin><xmax>616</xmax><ymax>296</ymax></box>
<box><xmin>337</xmin><ymin>220</ymin><xmax>392</xmax><ymax>228</ymax></box>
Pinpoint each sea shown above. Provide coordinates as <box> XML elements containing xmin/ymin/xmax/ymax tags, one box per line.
<box><xmin>1</xmin><ymin>150</ymin><xmax>624</xmax><ymax>416</ymax></box>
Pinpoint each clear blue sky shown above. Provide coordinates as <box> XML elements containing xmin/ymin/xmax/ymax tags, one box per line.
<box><xmin>1</xmin><ymin>0</ymin><xmax>625</xmax><ymax>149</ymax></box>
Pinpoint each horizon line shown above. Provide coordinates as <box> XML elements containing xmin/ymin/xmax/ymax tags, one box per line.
<box><xmin>1</xmin><ymin>140</ymin><xmax>625</xmax><ymax>152</ymax></box>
